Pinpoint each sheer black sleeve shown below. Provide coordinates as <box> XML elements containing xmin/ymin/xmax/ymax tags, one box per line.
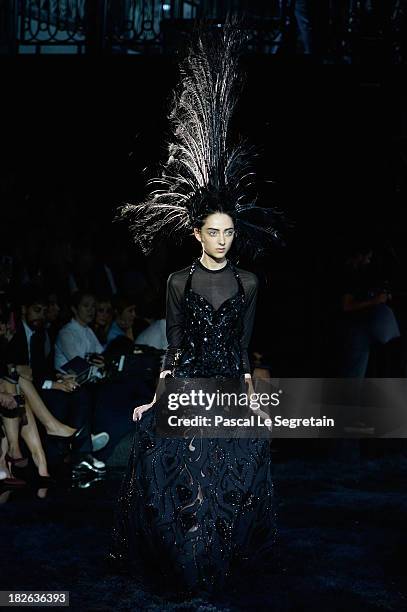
<box><xmin>161</xmin><ymin>270</ymin><xmax>188</xmax><ymax>372</ymax></box>
<box><xmin>239</xmin><ymin>271</ymin><xmax>259</xmax><ymax>374</ymax></box>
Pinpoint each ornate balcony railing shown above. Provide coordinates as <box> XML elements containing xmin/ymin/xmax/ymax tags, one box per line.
<box><xmin>12</xmin><ymin>0</ymin><xmax>202</xmax><ymax>53</ymax></box>
<box><xmin>3</xmin><ymin>0</ymin><xmax>407</xmax><ymax>61</ymax></box>
<box><xmin>17</xmin><ymin>1</ymin><xmax>86</xmax><ymax>50</ymax></box>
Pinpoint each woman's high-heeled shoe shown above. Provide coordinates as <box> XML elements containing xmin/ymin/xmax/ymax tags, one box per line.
<box><xmin>4</xmin><ymin>455</ymin><xmax>27</xmax><ymax>486</ymax></box>
<box><xmin>5</xmin><ymin>453</ymin><xmax>28</xmax><ymax>469</ymax></box>
<box><xmin>47</xmin><ymin>425</ymin><xmax>88</xmax><ymax>458</ymax></box>
<box><xmin>47</xmin><ymin>424</ymin><xmax>86</xmax><ymax>443</ymax></box>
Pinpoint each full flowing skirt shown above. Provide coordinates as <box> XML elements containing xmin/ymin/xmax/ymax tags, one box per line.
<box><xmin>110</xmin><ymin>397</ymin><xmax>276</xmax><ymax>595</ymax></box>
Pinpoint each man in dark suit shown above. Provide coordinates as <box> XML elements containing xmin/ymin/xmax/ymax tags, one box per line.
<box><xmin>6</xmin><ymin>288</ymin><xmax>108</xmax><ymax>474</ymax></box>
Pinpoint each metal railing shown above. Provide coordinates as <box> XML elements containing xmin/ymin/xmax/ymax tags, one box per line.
<box><xmin>11</xmin><ymin>0</ymin><xmax>201</xmax><ymax>53</ymax></box>
<box><xmin>16</xmin><ymin>0</ymin><xmax>86</xmax><ymax>51</ymax></box>
<box><xmin>3</xmin><ymin>0</ymin><xmax>407</xmax><ymax>60</ymax></box>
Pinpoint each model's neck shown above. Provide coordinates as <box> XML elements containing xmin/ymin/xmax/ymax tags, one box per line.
<box><xmin>199</xmin><ymin>253</ymin><xmax>228</xmax><ymax>271</ymax></box>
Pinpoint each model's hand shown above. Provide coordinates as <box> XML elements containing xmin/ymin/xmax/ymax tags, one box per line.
<box><xmin>133</xmin><ymin>401</ymin><xmax>155</xmax><ymax>422</ymax></box>
<box><xmin>244</xmin><ymin>375</ymin><xmax>255</xmax><ymax>401</ymax></box>
<box><xmin>160</xmin><ymin>370</ymin><xmax>172</xmax><ymax>379</ymax></box>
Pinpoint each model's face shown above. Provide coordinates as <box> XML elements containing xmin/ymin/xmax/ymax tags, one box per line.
<box><xmin>73</xmin><ymin>295</ymin><xmax>96</xmax><ymax>325</ymax></box>
<box><xmin>23</xmin><ymin>303</ymin><xmax>46</xmax><ymax>330</ymax></box>
<box><xmin>96</xmin><ymin>301</ymin><xmax>113</xmax><ymax>327</ymax></box>
<box><xmin>194</xmin><ymin>213</ymin><xmax>235</xmax><ymax>259</ymax></box>
<box><xmin>117</xmin><ymin>305</ymin><xmax>136</xmax><ymax>330</ymax></box>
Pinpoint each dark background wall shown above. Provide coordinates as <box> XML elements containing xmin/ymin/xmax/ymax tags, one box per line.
<box><xmin>1</xmin><ymin>59</ymin><xmax>407</xmax><ymax>375</ymax></box>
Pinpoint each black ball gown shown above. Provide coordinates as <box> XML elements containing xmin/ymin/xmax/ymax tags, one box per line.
<box><xmin>110</xmin><ymin>258</ymin><xmax>275</xmax><ymax>595</ymax></box>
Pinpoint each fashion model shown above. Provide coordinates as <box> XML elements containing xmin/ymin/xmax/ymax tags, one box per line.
<box><xmin>111</xmin><ymin>24</ymin><xmax>281</xmax><ymax>595</ymax></box>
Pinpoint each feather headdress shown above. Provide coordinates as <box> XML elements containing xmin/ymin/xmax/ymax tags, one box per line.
<box><xmin>120</xmin><ymin>22</ymin><xmax>283</xmax><ymax>258</ymax></box>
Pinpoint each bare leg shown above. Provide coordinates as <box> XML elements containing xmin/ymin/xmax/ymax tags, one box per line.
<box><xmin>1</xmin><ymin>415</ymin><xmax>24</xmax><ymax>461</ymax></box>
<box><xmin>0</xmin><ymin>490</ymin><xmax>11</xmax><ymax>504</ymax></box>
<box><xmin>20</xmin><ymin>405</ymin><xmax>50</xmax><ymax>478</ymax></box>
<box><xmin>18</xmin><ymin>378</ymin><xmax>76</xmax><ymax>438</ymax></box>
<box><xmin>0</xmin><ymin>433</ymin><xmax>11</xmax><ymax>478</ymax></box>
<box><xmin>0</xmin><ymin>381</ymin><xmax>24</xmax><ymax>460</ymax></box>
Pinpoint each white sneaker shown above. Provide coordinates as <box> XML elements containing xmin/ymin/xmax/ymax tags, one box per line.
<box><xmin>90</xmin><ymin>455</ymin><xmax>106</xmax><ymax>471</ymax></box>
<box><xmin>73</xmin><ymin>454</ymin><xmax>106</xmax><ymax>474</ymax></box>
<box><xmin>91</xmin><ymin>432</ymin><xmax>110</xmax><ymax>452</ymax></box>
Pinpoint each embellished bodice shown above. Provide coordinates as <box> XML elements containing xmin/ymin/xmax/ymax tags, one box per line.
<box><xmin>174</xmin><ymin>258</ymin><xmax>246</xmax><ymax>378</ymax></box>
<box><xmin>162</xmin><ymin>258</ymin><xmax>259</xmax><ymax>376</ymax></box>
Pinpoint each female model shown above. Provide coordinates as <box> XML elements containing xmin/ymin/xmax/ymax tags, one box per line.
<box><xmin>111</xmin><ymin>24</ymin><xmax>281</xmax><ymax>595</ymax></box>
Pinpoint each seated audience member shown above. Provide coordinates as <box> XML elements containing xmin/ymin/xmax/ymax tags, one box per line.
<box><xmin>106</xmin><ymin>294</ymin><xmax>148</xmax><ymax>346</ymax></box>
<box><xmin>0</xmin><ymin>381</ymin><xmax>51</xmax><ymax>484</ymax></box>
<box><xmin>6</xmin><ymin>288</ymin><xmax>107</xmax><ymax>474</ymax></box>
<box><xmin>56</xmin><ymin>294</ymin><xmax>153</xmax><ymax>464</ymax></box>
<box><xmin>5</xmin><ymin>289</ymin><xmax>77</xmax><ymax>394</ymax></box>
<box><xmin>135</xmin><ymin>319</ymin><xmax>167</xmax><ymax>350</ymax></box>
<box><xmin>92</xmin><ymin>297</ymin><xmax>113</xmax><ymax>348</ymax></box>
<box><xmin>55</xmin><ymin>291</ymin><xmax>104</xmax><ymax>370</ymax></box>
<box><xmin>134</xmin><ymin>298</ymin><xmax>167</xmax><ymax>351</ymax></box>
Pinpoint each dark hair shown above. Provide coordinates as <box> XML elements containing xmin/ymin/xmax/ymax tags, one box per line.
<box><xmin>95</xmin><ymin>295</ymin><xmax>113</xmax><ymax>308</ymax></box>
<box><xmin>70</xmin><ymin>291</ymin><xmax>95</xmax><ymax>310</ymax></box>
<box><xmin>111</xmin><ymin>293</ymin><xmax>136</xmax><ymax>315</ymax></box>
<box><xmin>190</xmin><ymin>191</ymin><xmax>235</xmax><ymax>230</ymax></box>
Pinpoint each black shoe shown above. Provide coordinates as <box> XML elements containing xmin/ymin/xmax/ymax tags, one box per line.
<box><xmin>47</xmin><ymin>425</ymin><xmax>88</xmax><ymax>457</ymax></box>
<box><xmin>47</xmin><ymin>424</ymin><xmax>86</xmax><ymax>442</ymax></box>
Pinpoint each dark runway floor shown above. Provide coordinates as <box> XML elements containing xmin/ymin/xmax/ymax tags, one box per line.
<box><xmin>1</xmin><ymin>445</ymin><xmax>407</xmax><ymax>611</ymax></box>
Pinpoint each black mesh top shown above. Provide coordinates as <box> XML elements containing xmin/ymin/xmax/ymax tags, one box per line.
<box><xmin>162</xmin><ymin>259</ymin><xmax>258</xmax><ymax>374</ymax></box>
